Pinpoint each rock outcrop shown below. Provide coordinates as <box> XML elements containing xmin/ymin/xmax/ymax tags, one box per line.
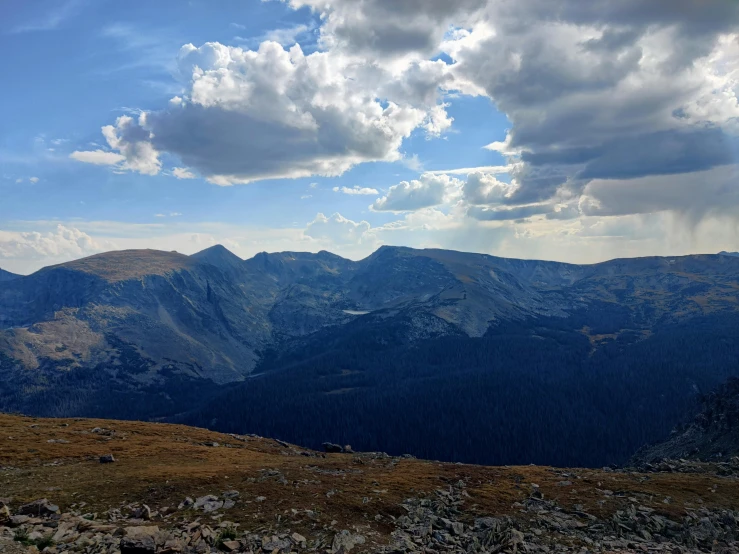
<box><xmin>633</xmin><ymin>378</ymin><xmax>739</xmax><ymax>464</ymax></box>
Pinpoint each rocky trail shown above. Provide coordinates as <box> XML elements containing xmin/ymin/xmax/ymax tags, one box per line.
<box><xmin>1</xmin><ymin>415</ymin><xmax>739</xmax><ymax>553</ymax></box>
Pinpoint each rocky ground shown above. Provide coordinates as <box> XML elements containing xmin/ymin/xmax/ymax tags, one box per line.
<box><xmin>1</xmin><ymin>415</ymin><xmax>738</xmax><ymax>554</ymax></box>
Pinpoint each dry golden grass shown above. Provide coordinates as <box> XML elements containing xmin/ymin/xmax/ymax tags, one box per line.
<box><xmin>1</xmin><ymin>414</ymin><xmax>738</xmax><ymax>540</ymax></box>
<box><xmin>48</xmin><ymin>250</ymin><xmax>195</xmax><ymax>282</ymax></box>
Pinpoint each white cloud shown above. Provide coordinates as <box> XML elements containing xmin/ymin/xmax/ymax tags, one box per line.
<box><xmin>304</xmin><ymin>212</ymin><xmax>372</xmax><ymax>244</ymax></box>
<box><xmin>333</xmin><ymin>186</ymin><xmax>379</xmax><ymax>195</ymax></box>
<box><xmin>69</xmin><ymin>149</ymin><xmax>126</xmax><ymax>166</ymax></box>
<box><xmin>172</xmin><ymin>167</ymin><xmax>196</xmax><ymax>179</ymax></box>
<box><xmin>371</xmin><ymin>173</ymin><xmax>462</xmax><ymax>212</ymax></box>
<box><xmin>0</xmin><ymin>224</ymin><xmax>109</xmax><ymax>263</ymax></box>
<box><xmin>263</xmin><ymin>24</ymin><xmax>312</xmax><ymax>46</ymax></box>
<box><xmin>77</xmin><ymin>37</ymin><xmax>451</xmax><ymax>185</ymax></box>
<box><xmin>29</xmin><ymin>177</ymin><xmax>39</xmax><ymax>184</ymax></box>
<box><xmin>425</xmin><ymin>165</ymin><xmax>510</xmax><ymax>176</ymax></box>
<box><xmin>281</xmin><ymin>0</ymin><xmax>739</xmax><ymax>220</ymax></box>
<box><xmin>100</xmin><ymin>114</ymin><xmax>161</xmax><ymax>175</ymax></box>
<box><xmin>463</xmin><ymin>172</ymin><xmax>515</xmax><ymax>205</ymax></box>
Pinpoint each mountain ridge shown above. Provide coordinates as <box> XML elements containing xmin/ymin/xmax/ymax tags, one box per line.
<box><xmin>2</xmin><ymin>244</ymin><xmax>739</xmax><ymax>466</ymax></box>
<box><xmin>0</xmin><ymin>267</ymin><xmax>19</xmax><ymax>282</ymax></box>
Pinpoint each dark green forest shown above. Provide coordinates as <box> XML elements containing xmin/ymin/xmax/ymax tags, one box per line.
<box><xmin>177</xmin><ymin>309</ymin><xmax>739</xmax><ymax>468</ymax></box>
<box><xmin>3</xmin><ymin>306</ymin><xmax>738</xmax><ymax>468</ymax></box>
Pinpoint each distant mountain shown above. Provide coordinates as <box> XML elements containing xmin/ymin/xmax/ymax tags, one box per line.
<box><xmin>719</xmin><ymin>251</ymin><xmax>739</xmax><ymax>257</ymax></box>
<box><xmin>190</xmin><ymin>244</ymin><xmax>246</xmax><ymax>278</ymax></box>
<box><xmin>0</xmin><ymin>268</ymin><xmax>20</xmax><ymax>282</ymax></box>
<box><xmin>633</xmin><ymin>378</ymin><xmax>739</xmax><ymax>463</ymax></box>
<box><xmin>2</xmin><ymin>245</ymin><xmax>739</xmax><ymax>466</ymax></box>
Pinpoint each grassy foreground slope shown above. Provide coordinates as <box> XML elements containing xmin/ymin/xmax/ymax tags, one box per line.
<box><xmin>1</xmin><ymin>414</ymin><xmax>739</xmax><ymax>553</ymax></box>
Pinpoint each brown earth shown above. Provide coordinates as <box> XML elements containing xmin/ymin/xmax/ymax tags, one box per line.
<box><xmin>2</xmin><ymin>413</ymin><xmax>739</xmax><ymax>549</ymax></box>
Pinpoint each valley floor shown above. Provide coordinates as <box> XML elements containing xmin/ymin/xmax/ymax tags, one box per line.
<box><xmin>1</xmin><ymin>415</ymin><xmax>738</xmax><ymax>553</ymax></box>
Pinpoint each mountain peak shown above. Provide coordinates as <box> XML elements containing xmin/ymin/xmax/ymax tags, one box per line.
<box><xmin>48</xmin><ymin>249</ymin><xmax>195</xmax><ymax>282</ymax></box>
<box><xmin>191</xmin><ymin>244</ymin><xmax>244</xmax><ymax>273</ymax></box>
<box><xmin>193</xmin><ymin>244</ymin><xmax>239</xmax><ymax>257</ymax></box>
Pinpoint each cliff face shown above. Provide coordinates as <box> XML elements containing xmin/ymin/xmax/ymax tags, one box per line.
<box><xmin>634</xmin><ymin>378</ymin><xmax>739</xmax><ymax>463</ymax></box>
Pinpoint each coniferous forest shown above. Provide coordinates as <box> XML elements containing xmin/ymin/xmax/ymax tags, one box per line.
<box><xmin>177</xmin><ymin>309</ymin><xmax>739</xmax><ymax>468</ymax></box>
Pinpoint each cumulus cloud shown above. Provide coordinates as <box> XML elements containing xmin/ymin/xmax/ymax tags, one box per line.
<box><xmin>463</xmin><ymin>172</ymin><xmax>515</xmax><ymax>205</ymax></box>
<box><xmin>100</xmin><ymin>114</ymin><xmax>161</xmax><ymax>175</ymax></box>
<box><xmin>333</xmin><ymin>186</ymin><xmax>379</xmax><ymax>195</ymax></box>
<box><xmin>371</xmin><ymin>173</ymin><xmax>462</xmax><ymax>212</ymax></box>
<box><xmin>441</xmin><ymin>1</ymin><xmax>739</xmax><ymax>204</ymax></box>
<box><xmin>73</xmin><ymin>40</ymin><xmax>451</xmax><ymax>185</ymax></box>
<box><xmin>67</xmin><ymin>0</ymin><xmax>739</xmax><ymax>234</ymax></box>
<box><xmin>285</xmin><ymin>0</ymin><xmax>739</xmax><ymax>218</ymax></box>
<box><xmin>285</xmin><ymin>0</ymin><xmax>485</xmax><ymax>58</ymax></box>
<box><xmin>304</xmin><ymin>212</ymin><xmax>372</xmax><ymax>244</ymax></box>
<box><xmin>0</xmin><ymin>225</ymin><xmax>108</xmax><ymax>261</ymax></box>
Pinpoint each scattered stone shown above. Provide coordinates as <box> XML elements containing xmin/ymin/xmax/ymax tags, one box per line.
<box><xmin>331</xmin><ymin>530</ymin><xmax>365</xmax><ymax>553</ymax></box>
<box><xmin>0</xmin><ymin>501</ymin><xmax>10</xmax><ymax>524</ymax></box>
<box><xmin>134</xmin><ymin>505</ymin><xmax>152</xmax><ymax>520</ymax></box>
<box><xmin>194</xmin><ymin>495</ymin><xmax>223</xmax><ymax>513</ymax></box>
<box><xmin>18</xmin><ymin>499</ymin><xmax>59</xmax><ymax>517</ymax></box>
<box><xmin>220</xmin><ymin>539</ymin><xmax>240</xmax><ymax>551</ymax></box>
<box><xmin>322</xmin><ymin>442</ymin><xmax>344</xmax><ymax>453</ymax></box>
<box><xmin>100</xmin><ymin>454</ymin><xmax>116</xmax><ymax>464</ymax></box>
<box><xmin>120</xmin><ymin>526</ymin><xmax>159</xmax><ymax>554</ymax></box>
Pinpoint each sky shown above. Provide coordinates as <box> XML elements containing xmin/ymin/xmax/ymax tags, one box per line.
<box><xmin>1</xmin><ymin>0</ymin><xmax>739</xmax><ymax>274</ymax></box>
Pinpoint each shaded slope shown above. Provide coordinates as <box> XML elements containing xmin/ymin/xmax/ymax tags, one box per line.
<box><xmin>178</xmin><ymin>309</ymin><xmax>739</xmax><ymax>467</ymax></box>
<box><xmin>0</xmin><ymin>267</ymin><xmax>20</xmax><ymax>281</ymax></box>
<box><xmin>0</xmin><ymin>248</ymin><xmax>271</xmax><ymax>418</ymax></box>
<box><xmin>633</xmin><ymin>378</ymin><xmax>739</xmax><ymax>463</ymax></box>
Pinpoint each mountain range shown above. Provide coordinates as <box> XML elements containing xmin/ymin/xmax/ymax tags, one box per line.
<box><xmin>2</xmin><ymin>245</ymin><xmax>739</xmax><ymax>467</ymax></box>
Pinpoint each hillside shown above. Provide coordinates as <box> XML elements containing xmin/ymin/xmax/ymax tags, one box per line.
<box><xmin>2</xmin><ymin>246</ymin><xmax>739</xmax><ymax>466</ymax></box>
<box><xmin>1</xmin><ymin>414</ymin><xmax>739</xmax><ymax>554</ymax></box>
<box><xmin>633</xmin><ymin>379</ymin><xmax>739</xmax><ymax>464</ymax></box>
<box><xmin>0</xmin><ymin>267</ymin><xmax>20</xmax><ymax>282</ymax></box>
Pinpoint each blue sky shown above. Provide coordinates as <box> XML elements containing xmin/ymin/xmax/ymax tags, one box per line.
<box><xmin>1</xmin><ymin>0</ymin><xmax>738</xmax><ymax>273</ymax></box>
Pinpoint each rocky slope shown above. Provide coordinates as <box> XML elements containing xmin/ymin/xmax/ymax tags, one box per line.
<box><xmin>2</xmin><ymin>414</ymin><xmax>739</xmax><ymax>554</ymax></box>
<box><xmin>633</xmin><ymin>379</ymin><xmax>739</xmax><ymax>464</ymax></box>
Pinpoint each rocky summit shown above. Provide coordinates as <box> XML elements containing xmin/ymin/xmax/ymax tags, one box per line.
<box><xmin>2</xmin><ymin>414</ymin><xmax>739</xmax><ymax>554</ymax></box>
